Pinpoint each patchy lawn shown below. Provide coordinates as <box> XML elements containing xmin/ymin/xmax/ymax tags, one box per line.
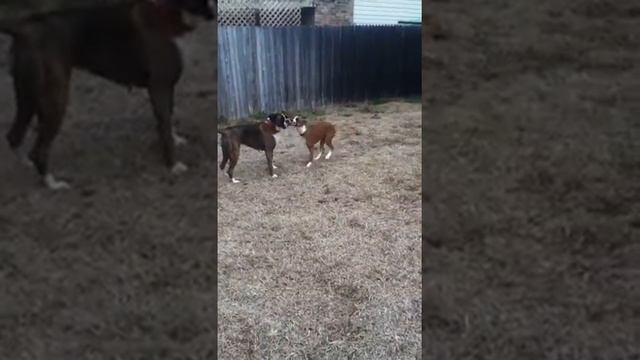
<box><xmin>218</xmin><ymin>101</ymin><xmax>422</xmax><ymax>359</ymax></box>
<box><xmin>0</xmin><ymin>25</ymin><xmax>217</xmax><ymax>359</ymax></box>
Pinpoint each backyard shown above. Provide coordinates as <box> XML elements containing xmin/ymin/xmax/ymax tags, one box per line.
<box><xmin>218</xmin><ymin>100</ymin><xmax>422</xmax><ymax>358</ymax></box>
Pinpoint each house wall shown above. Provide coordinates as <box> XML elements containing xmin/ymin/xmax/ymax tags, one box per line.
<box><xmin>313</xmin><ymin>0</ymin><xmax>354</xmax><ymax>26</ymax></box>
<box><xmin>353</xmin><ymin>0</ymin><xmax>421</xmax><ymax>25</ymax></box>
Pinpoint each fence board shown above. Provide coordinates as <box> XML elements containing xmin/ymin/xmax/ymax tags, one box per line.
<box><xmin>218</xmin><ymin>25</ymin><xmax>421</xmax><ymax>120</ymax></box>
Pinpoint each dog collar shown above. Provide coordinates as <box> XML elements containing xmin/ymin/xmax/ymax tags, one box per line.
<box><xmin>263</xmin><ymin>120</ymin><xmax>278</xmax><ymax>132</ymax></box>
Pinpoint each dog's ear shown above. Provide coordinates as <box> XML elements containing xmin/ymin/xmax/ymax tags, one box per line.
<box><xmin>266</xmin><ymin>114</ymin><xmax>281</xmax><ymax>125</ymax></box>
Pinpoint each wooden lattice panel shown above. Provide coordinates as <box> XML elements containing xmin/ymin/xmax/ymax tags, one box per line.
<box><xmin>219</xmin><ymin>0</ymin><xmax>312</xmax><ymax>27</ymax></box>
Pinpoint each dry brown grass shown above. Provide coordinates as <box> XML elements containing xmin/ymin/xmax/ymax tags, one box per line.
<box><xmin>424</xmin><ymin>0</ymin><xmax>640</xmax><ymax>359</ymax></box>
<box><xmin>218</xmin><ymin>101</ymin><xmax>422</xmax><ymax>359</ymax></box>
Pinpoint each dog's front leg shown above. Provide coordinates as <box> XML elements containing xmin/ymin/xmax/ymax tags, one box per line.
<box><xmin>148</xmin><ymin>85</ymin><xmax>186</xmax><ymax>174</ymax></box>
<box><xmin>306</xmin><ymin>144</ymin><xmax>314</xmax><ymax>168</ymax></box>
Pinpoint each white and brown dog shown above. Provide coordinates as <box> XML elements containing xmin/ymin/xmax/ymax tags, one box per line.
<box><xmin>291</xmin><ymin>116</ymin><xmax>336</xmax><ymax>167</ymax></box>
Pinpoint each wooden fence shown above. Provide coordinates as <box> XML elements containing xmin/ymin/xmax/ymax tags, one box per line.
<box><xmin>218</xmin><ymin>25</ymin><xmax>421</xmax><ymax>120</ymax></box>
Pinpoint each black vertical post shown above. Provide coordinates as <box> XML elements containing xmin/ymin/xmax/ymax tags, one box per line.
<box><xmin>254</xmin><ymin>8</ymin><xmax>261</xmax><ymax>26</ymax></box>
<box><xmin>301</xmin><ymin>6</ymin><xmax>315</xmax><ymax>25</ymax></box>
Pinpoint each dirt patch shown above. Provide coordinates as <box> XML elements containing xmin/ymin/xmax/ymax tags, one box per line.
<box><xmin>0</xmin><ymin>24</ymin><xmax>217</xmax><ymax>359</ymax></box>
<box><xmin>424</xmin><ymin>1</ymin><xmax>640</xmax><ymax>359</ymax></box>
<box><xmin>218</xmin><ymin>101</ymin><xmax>421</xmax><ymax>358</ymax></box>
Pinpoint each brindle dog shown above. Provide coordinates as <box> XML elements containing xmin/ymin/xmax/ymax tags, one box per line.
<box><xmin>0</xmin><ymin>0</ymin><xmax>216</xmax><ymax>189</ymax></box>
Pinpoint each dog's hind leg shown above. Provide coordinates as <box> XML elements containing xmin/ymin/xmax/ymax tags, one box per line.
<box><xmin>324</xmin><ymin>134</ymin><xmax>334</xmax><ymax>160</ymax></box>
<box><xmin>29</xmin><ymin>58</ymin><xmax>71</xmax><ymax>190</ymax></box>
<box><xmin>7</xmin><ymin>83</ymin><xmax>37</xmax><ymax>167</ymax></box>
<box><xmin>314</xmin><ymin>139</ymin><xmax>324</xmax><ymax>160</ymax></box>
<box><xmin>6</xmin><ymin>42</ymin><xmax>38</xmax><ymax>166</ymax></box>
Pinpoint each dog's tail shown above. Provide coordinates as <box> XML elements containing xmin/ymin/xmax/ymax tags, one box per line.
<box><xmin>328</xmin><ymin>123</ymin><xmax>337</xmax><ymax>138</ymax></box>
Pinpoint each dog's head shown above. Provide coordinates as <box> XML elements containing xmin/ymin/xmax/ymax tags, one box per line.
<box><xmin>267</xmin><ymin>112</ymin><xmax>291</xmax><ymax>130</ymax></box>
<box><xmin>291</xmin><ymin>115</ymin><xmax>306</xmax><ymax>127</ymax></box>
<box><xmin>282</xmin><ymin>111</ymin><xmax>294</xmax><ymax>127</ymax></box>
<box><xmin>291</xmin><ymin>115</ymin><xmax>308</xmax><ymax>135</ymax></box>
<box><xmin>156</xmin><ymin>0</ymin><xmax>216</xmax><ymax>29</ymax></box>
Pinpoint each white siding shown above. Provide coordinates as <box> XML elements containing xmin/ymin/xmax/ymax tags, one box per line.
<box><xmin>353</xmin><ymin>0</ymin><xmax>421</xmax><ymax>25</ymax></box>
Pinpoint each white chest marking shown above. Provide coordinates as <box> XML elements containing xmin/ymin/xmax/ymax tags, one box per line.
<box><xmin>273</xmin><ymin>132</ymin><xmax>283</xmax><ymax>143</ymax></box>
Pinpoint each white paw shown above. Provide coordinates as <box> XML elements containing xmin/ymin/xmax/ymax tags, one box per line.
<box><xmin>272</xmin><ymin>164</ymin><xmax>278</xmax><ymax>169</ymax></box>
<box><xmin>313</xmin><ymin>153</ymin><xmax>322</xmax><ymax>160</ymax></box>
<box><xmin>21</xmin><ymin>158</ymin><xmax>34</xmax><ymax>168</ymax></box>
<box><xmin>325</xmin><ymin>151</ymin><xmax>332</xmax><ymax>160</ymax></box>
<box><xmin>172</xmin><ymin>131</ymin><xmax>188</xmax><ymax>146</ymax></box>
<box><xmin>171</xmin><ymin>162</ymin><xmax>188</xmax><ymax>175</ymax></box>
<box><xmin>44</xmin><ymin>174</ymin><xmax>70</xmax><ymax>190</ymax></box>
<box><xmin>272</xmin><ymin>174</ymin><xmax>278</xmax><ymax>178</ymax></box>
<box><xmin>231</xmin><ymin>178</ymin><xmax>240</xmax><ymax>183</ymax></box>
<box><xmin>306</xmin><ymin>162</ymin><xmax>312</xmax><ymax>168</ymax></box>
